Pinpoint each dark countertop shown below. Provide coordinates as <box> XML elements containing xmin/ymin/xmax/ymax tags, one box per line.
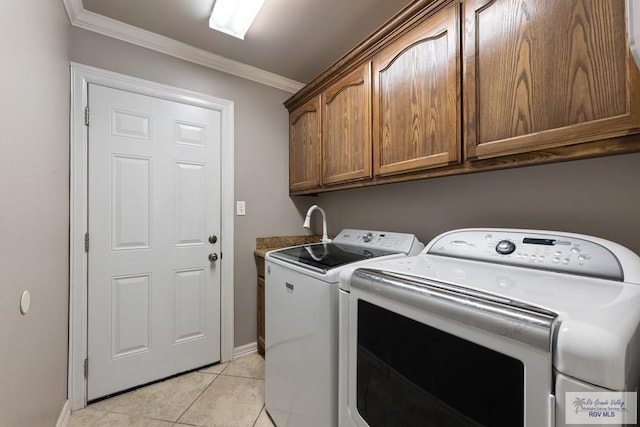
<box><xmin>254</xmin><ymin>235</ymin><xmax>322</xmax><ymax>258</ymax></box>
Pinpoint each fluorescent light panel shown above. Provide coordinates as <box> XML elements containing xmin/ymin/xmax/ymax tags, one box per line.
<box><xmin>209</xmin><ymin>0</ymin><xmax>265</xmax><ymax>40</ymax></box>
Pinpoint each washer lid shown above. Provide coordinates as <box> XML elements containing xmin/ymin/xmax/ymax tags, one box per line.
<box><xmin>268</xmin><ymin>242</ymin><xmax>396</xmax><ymax>274</ymax></box>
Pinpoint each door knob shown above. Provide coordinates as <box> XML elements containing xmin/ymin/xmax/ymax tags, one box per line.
<box><xmin>208</xmin><ymin>253</ymin><xmax>218</xmax><ymax>263</ymax></box>
<box><xmin>208</xmin><ymin>235</ymin><xmax>218</xmax><ymax>244</ymax></box>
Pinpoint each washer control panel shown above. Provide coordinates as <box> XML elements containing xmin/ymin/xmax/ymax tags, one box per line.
<box><xmin>333</xmin><ymin>229</ymin><xmax>423</xmax><ymax>254</ymax></box>
<box><xmin>428</xmin><ymin>229</ymin><xmax>623</xmax><ymax>280</ymax></box>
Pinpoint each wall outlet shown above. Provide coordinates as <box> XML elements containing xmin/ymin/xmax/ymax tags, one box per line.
<box><xmin>236</xmin><ymin>201</ymin><xmax>246</xmax><ymax>216</ymax></box>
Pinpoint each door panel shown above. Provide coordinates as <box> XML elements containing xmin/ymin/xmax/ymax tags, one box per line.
<box><xmin>174</xmin><ymin>267</ymin><xmax>207</xmax><ymax>343</ymax></box>
<box><xmin>87</xmin><ymin>84</ymin><xmax>221</xmax><ymax>400</ymax></box>
<box><xmin>111</xmin><ymin>155</ymin><xmax>151</xmax><ymax>250</ymax></box>
<box><xmin>174</xmin><ymin>161</ymin><xmax>206</xmax><ymax>247</ymax></box>
<box><xmin>111</xmin><ymin>274</ymin><xmax>151</xmax><ymax>358</ymax></box>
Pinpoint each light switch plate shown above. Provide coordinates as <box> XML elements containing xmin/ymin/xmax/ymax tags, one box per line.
<box><xmin>236</xmin><ymin>201</ymin><xmax>246</xmax><ymax>216</ymax></box>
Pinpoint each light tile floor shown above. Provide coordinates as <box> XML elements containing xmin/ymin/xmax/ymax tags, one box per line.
<box><xmin>68</xmin><ymin>353</ymin><xmax>275</xmax><ymax>427</ymax></box>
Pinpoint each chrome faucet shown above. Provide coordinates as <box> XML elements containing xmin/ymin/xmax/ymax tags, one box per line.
<box><xmin>303</xmin><ymin>204</ymin><xmax>331</xmax><ymax>243</ymax></box>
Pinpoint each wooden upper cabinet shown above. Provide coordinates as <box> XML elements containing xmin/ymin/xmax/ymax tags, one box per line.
<box><xmin>464</xmin><ymin>0</ymin><xmax>640</xmax><ymax>160</ymax></box>
<box><xmin>285</xmin><ymin>0</ymin><xmax>640</xmax><ymax>195</ymax></box>
<box><xmin>372</xmin><ymin>2</ymin><xmax>461</xmax><ymax>177</ymax></box>
<box><xmin>289</xmin><ymin>96</ymin><xmax>321</xmax><ymax>192</ymax></box>
<box><xmin>322</xmin><ymin>63</ymin><xmax>372</xmax><ymax>185</ymax></box>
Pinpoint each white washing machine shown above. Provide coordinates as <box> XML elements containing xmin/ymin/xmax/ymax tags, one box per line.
<box><xmin>265</xmin><ymin>229</ymin><xmax>423</xmax><ymax>427</ymax></box>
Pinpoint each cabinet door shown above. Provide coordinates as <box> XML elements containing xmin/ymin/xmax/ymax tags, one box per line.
<box><xmin>464</xmin><ymin>0</ymin><xmax>640</xmax><ymax>160</ymax></box>
<box><xmin>372</xmin><ymin>2</ymin><xmax>460</xmax><ymax>177</ymax></box>
<box><xmin>289</xmin><ymin>96</ymin><xmax>321</xmax><ymax>192</ymax></box>
<box><xmin>322</xmin><ymin>63</ymin><xmax>372</xmax><ymax>184</ymax></box>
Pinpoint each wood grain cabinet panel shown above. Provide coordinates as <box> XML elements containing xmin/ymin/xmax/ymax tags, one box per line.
<box><xmin>285</xmin><ymin>0</ymin><xmax>640</xmax><ymax>195</ymax></box>
<box><xmin>373</xmin><ymin>2</ymin><xmax>461</xmax><ymax>176</ymax></box>
<box><xmin>464</xmin><ymin>0</ymin><xmax>640</xmax><ymax>160</ymax></box>
<box><xmin>322</xmin><ymin>63</ymin><xmax>372</xmax><ymax>185</ymax></box>
<box><xmin>289</xmin><ymin>96</ymin><xmax>322</xmax><ymax>191</ymax></box>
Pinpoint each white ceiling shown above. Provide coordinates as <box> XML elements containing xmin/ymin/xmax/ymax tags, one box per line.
<box><xmin>79</xmin><ymin>0</ymin><xmax>414</xmax><ymax>87</ymax></box>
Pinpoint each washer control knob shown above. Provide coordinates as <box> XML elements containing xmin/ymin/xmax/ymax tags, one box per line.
<box><xmin>496</xmin><ymin>240</ymin><xmax>516</xmax><ymax>255</ymax></box>
<box><xmin>362</xmin><ymin>232</ymin><xmax>374</xmax><ymax>243</ymax></box>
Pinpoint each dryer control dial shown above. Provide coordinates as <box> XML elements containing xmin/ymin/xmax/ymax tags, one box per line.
<box><xmin>496</xmin><ymin>240</ymin><xmax>516</xmax><ymax>255</ymax></box>
<box><xmin>362</xmin><ymin>232</ymin><xmax>374</xmax><ymax>243</ymax></box>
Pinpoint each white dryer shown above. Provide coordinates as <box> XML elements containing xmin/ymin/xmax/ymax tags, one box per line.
<box><xmin>339</xmin><ymin>228</ymin><xmax>640</xmax><ymax>426</ymax></box>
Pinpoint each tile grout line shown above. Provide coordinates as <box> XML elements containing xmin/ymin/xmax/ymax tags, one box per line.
<box><xmin>90</xmin><ymin>371</ymin><xmax>220</xmax><ymax>425</ymax></box>
<box><xmin>219</xmin><ymin>372</ymin><xmax>265</xmax><ymax>380</ymax></box>
<box><xmin>81</xmin><ymin>406</ymin><xmax>180</xmax><ymax>426</ymax></box>
<box><xmin>173</xmin><ymin>371</ymin><xmax>224</xmax><ymax>425</ymax></box>
<box><xmin>80</xmin><ymin>361</ymin><xmax>268</xmax><ymax>426</ymax></box>
<box><xmin>250</xmin><ymin>403</ymin><xmax>267</xmax><ymax>427</ymax></box>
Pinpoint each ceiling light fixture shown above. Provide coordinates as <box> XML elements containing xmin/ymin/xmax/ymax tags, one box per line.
<box><xmin>209</xmin><ymin>0</ymin><xmax>266</xmax><ymax>40</ymax></box>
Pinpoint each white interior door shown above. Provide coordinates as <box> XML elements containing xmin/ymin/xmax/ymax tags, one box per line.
<box><xmin>87</xmin><ymin>83</ymin><xmax>221</xmax><ymax>400</ymax></box>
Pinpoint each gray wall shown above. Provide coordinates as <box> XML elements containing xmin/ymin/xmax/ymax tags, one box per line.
<box><xmin>0</xmin><ymin>2</ymin><xmax>70</xmax><ymax>426</ymax></box>
<box><xmin>316</xmin><ymin>152</ymin><xmax>640</xmax><ymax>255</ymax></box>
<box><xmin>69</xmin><ymin>27</ymin><xmax>316</xmax><ymax>348</ymax></box>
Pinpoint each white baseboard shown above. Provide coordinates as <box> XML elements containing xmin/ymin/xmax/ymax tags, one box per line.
<box><xmin>56</xmin><ymin>400</ymin><xmax>71</xmax><ymax>427</ymax></box>
<box><xmin>234</xmin><ymin>341</ymin><xmax>258</xmax><ymax>358</ymax></box>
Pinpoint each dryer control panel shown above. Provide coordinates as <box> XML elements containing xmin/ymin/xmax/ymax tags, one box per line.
<box><xmin>427</xmin><ymin>229</ymin><xmax>625</xmax><ymax>281</ymax></box>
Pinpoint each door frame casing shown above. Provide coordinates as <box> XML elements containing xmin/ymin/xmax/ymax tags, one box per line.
<box><xmin>68</xmin><ymin>62</ymin><xmax>235</xmax><ymax>410</ymax></box>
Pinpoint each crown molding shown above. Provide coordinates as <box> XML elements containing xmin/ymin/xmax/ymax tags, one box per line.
<box><xmin>62</xmin><ymin>0</ymin><xmax>305</xmax><ymax>93</ymax></box>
